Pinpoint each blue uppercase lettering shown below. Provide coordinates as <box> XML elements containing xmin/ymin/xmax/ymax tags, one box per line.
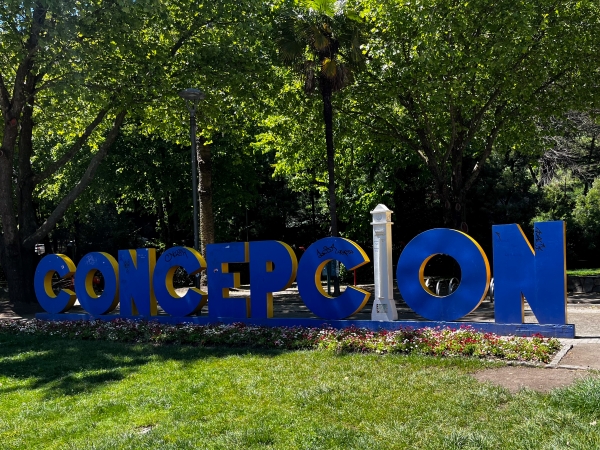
<box><xmin>492</xmin><ymin>221</ymin><xmax>566</xmax><ymax>325</ymax></box>
<box><xmin>33</xmin><ymin>221</ymin><xmax>568</xmax><ymax>327</ymax></box>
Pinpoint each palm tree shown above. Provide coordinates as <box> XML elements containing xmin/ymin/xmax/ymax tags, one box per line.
<box><xmin>276</xmin><ymin>0</ymin><xmax>365</xmax><ymax>238</ymax></box>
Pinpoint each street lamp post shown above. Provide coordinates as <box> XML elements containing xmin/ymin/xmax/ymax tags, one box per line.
<box><xmin>179</xmin><ymin>88</ymin><xmax>205</xmax><ymax>286</ymax></box>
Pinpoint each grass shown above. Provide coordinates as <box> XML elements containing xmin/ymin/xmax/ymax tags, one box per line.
<box><xmin>0</xmin><ymin>334</ymin><xmax>599</xmax><ymax>449</ymax></box>
<box><xmin>567</xmin><ymin>268</ymin><xmax>600</xmax><ymax>276</ymax></box>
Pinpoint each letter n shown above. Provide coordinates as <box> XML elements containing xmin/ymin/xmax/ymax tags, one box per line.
<box><xmin>492</xmin><ymin>221</ymin><xmax>566</xmax><ymax>324</ymax></box>
<box><xmin>119</xmin><ymin>249</ymin><xmax>157</xmax><ymax>316</ymax></box>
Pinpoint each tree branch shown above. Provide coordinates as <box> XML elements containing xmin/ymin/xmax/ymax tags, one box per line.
<box><xmin>11</xmin><ymin>4</ymin><xmax>46</xmax><ymax>118</ymax></box>
<box><xmin>528</xmin><ymin>164</ymin><xmax>540</xmax><ymax>187</ymax></box>
<box><xmin>400</xmin><ymin>93</ymin><xmax>441</xmax><ymax>173</ymax></box>
<box><xmin>33</xmin><ymin>106</ymin><xmax>111</xmax><ymax>185</ymax></box>
<box><xmin>464</xmin><ymin>124</ymin><xmax>501</xmax><ymax>192</ymax></box>
<box><xmin>462</xmin><ymin>86</ymin><xmax>502</xmax><ymax>150</ymax></box>
<box><xmin>170</xmin><ymin>17</ymin><xmax>234</xmax><ymax>56</ymax></box>
<box><xmin>0</xmin><ymin>73</ymin><xmax>10</xmax><ymax>116</ymax></box>
<box><xmin>441</xmin><ymin>102</ymin><xmax>459</xmax><ymax>165</ymax></box>
<box><xmin>23</xmin><ymin>110</ymin><xmax>127</xmax><ymax>248</ymax></box>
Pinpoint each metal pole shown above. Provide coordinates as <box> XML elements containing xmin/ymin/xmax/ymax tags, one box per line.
<box><xmin>245</xmin><ymin>208</ymin><xmax>249</xmax><ymax>242</ymax></box>
<box><xmin>179</xmin><ymin>88</ymin><xmax>204</xmax><ymax>290</ymax></box>
<box><xmin>190</xmin><ymin>110</ymin><xmax>200</xmax><ymax>288</ymax></box>
<box><xmin>190</xmin><ymin>111</ymin><xmax>199</xmax><ymax>253</ymax></box>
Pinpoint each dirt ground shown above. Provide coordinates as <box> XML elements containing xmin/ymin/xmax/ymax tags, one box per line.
<box><xmin>471</xmin><ymin>366</ymin><xmax>593</xmax><ymax>394</ymax></box>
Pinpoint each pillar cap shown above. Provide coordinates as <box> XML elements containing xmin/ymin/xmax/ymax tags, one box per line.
<box><xmin>370</xmin><ymin>204</ymin><xmax>393</xmax><ymax>224</ymax></box>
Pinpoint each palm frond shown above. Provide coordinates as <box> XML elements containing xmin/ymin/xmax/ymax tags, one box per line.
<box><xmin>302</xmin><ymin>61</ymin><xmax>317</xmax><ymax>94</ymax></box>
<box><xmin>344</xmin><ymin>9</ymin><xmax>362</xmax><ymax>23</ymax></box>
<box><xmin>276</xmin><ymin>16</ymin><xmax>307</xmax><ymax>63</ymax></box>
<box><xmin>321</xmin><ymin>57</ymin><xmax>337</xmax><ymax>78</ymax></box>
<box><xmin>332</xmin><ymin>62</ymin><xmax>351</xmax><ymax>91</ymax></box>
<box><xmin>279</xmin><ymin>39</ymin><xmax>305</xmax><ymax>62</ymax></box>
<box><xmin>302</xmin><ymin>0</ymin><xmax>338</xmax><ymax>17</ymax></box>
<box><xmin>312</xmin><ymin>26</ymin><xmax>330</xmax><ymax>51</ymax></box>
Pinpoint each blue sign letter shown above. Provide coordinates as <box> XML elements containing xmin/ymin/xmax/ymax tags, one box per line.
<box><xmin>249</xmin><ymin>241</ymin><xmax>298</xmax><ymax>318</ymax></box>
<box><xmin>206</xmin><ymin>242</ymin><xmax>249</xmax><ymax>318</ymax></box>
<box><xmin>296</xmin><ymin>237</ymin><xmax>370</xmax><ymax>320</ymax></box>
<box><xmin>153</xmin><ymin>246</ymin><xmax>207</xmax><ymax>316</ymax></box>
<box><xmin>492</xmin><ymin>221</ymin><xmax>567</xmax><ymax>324</ymax></box>
<box><xmin>34</xmin><ymin>254</ymin><xmax>77</xmax><ymax>314</ymax></box>
<box><xmin>396</xmin><ymin>229</ymin><xmax>490</xmax><ymax>321</ymax></box>
<box><xmin>119</xmin><ymin>249</ymin><xmax>157</xmax><ymax>316</ymax></box>
<box><xmin>74</xmin><ymin>252</ymin><xmax>119</xmax><ymax>315</ymax></box>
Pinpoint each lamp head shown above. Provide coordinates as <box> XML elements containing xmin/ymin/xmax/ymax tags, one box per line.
<box><xmin>178</xmin><ymin>88</ymin><xmax>205</xmax><ymax>102</ymax></box>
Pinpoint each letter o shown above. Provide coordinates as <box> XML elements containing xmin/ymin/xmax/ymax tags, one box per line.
<box><xmin>75</xmin><ymin>252</ymin><xmax>119</xmax><ymax>315</ymax></box>
<box><xmin>396</xmin><ymin>228</ymin><xmax>490</xmax><ymax>321</ymax></box>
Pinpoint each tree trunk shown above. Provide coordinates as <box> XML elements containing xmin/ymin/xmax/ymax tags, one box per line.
<box><xmin>440</xmin><ymin>177</ymin><xmax>468</xmax><ymax>231</ymax></box>
<box><xmin>0</xmin><ymin>80</ymin><xmax>35</xmax><ymax>306</ymax></box>
<box><xmin>320</xmin><ymin>77</ymin><xmax>340</xmax><ymax>295</ymax></box>
<box><xmin>584</xmin><ymin>136</ymin><xmax>596</xmax><ymax>194</ymax></box>
<box><xmin>0</xmin><ymin>239</ymin><xmax>39</xmax><ymax>310</ymax></box>
<box><xmin>197</xmin><ymin>136</ymin><xmax>215</xmax><ymax>286</ymax></box>
<box><xmin>0</xmin><ymin>109</ymin><xmax>125</xmax><ymax>306</ymax></box>
<box><xmin>320</xmin><ymin>78</ymin><xmax>338</xmax><ymax>238</ymax></box>
<box><xmin>165</xmin><ymin>195</ymin><xmax>174</xmax><ymax>248</ymax></box>
<box><xmin>311</xmin><ymin>188</ymin><xmax>316</xmax><ymax>241</ymax></box>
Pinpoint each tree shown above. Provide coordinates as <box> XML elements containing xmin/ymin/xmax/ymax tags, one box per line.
<box><xmin>534</xmin><ymin>110</ymin><xmax>600</xmax><ymax>189</ymax></box>
<box><xmin>0</xmin><ymin>0</ymin><xmax>275</xmax><ymax>306</ymax></box>
<box><xmin>573</xmin><ymin>178</ymin><xmax>600</xmax><ymax>257</ymax></box>
<box><xmin>275</xmin><ymin>0</ymin><xmax>365</xmax><ymax>237</ymax></box>
<box><xmin>0</xmin><ymin>0</ymin><xmax>147</xmax><ymax>306</ymax></box>
<box><xmin>351</xmin><ymin>0</ymin><xmax>600</xmax><ymax>228</ymax></box>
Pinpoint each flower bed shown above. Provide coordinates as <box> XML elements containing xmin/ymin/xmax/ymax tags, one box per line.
<box><xmin>0</xmin><ymin>319</ymin><xmax>562</xmax><ymax>363</ymax></box>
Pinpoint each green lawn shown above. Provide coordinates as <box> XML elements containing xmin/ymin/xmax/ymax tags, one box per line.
<box><xmin>567</xmin><ymin>268</ymin><xmax>600</xmax><ymax>276</ymax></box>
<box><xmin>0</xmin><ymin>334</ymin><xmax>599</xmax><ymax>449</ymax></box>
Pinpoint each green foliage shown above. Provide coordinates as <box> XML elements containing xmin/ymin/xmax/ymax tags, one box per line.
<box><xmin>535</xmin><ymin>111</ymin><xmax>600</xmax><ymax>186</ymax></box>
<box><xmin>0</xmin><ymin>320</ymin><xmax>561</xmax><ymax>363</ymax></box>
<box><xmin>573</xmin><ymin>178</ymin><xmax>600</xmax><ymax>252</ymax></box>
<box><xmin>532</xmin><ymin>172</ymin><xmax>585</xmax><ymax>263</ymax></box>
<box><xmin>255</xmin><ymin>75</ymin><xmax>416</xmax><ymax>241</ymax></box>
<box><xmin>530</xmin><ymin>174</ymin><xmax>600</xmax><ymax>266</ymax></box>
<box><xmin>3</xmin><ymin>0</ymin><xmax>598</xmax><ymax>278</ymax></box>
<box><xmin>2</xmin><ymin>0</ymin><xmax>278</xmax><ymax>226</ymax></box>
<box><xmin>210</xmin><ymin>131</ymin><xmax>310</xmax><ymax>244</ymax></box>
<box><xmin>48</xmin><ymin>119</ymin><xmax>317</xmax><ymax>254</ymax></box>
<box><xmin>273</xmin><ymin>0</ymin><xmax>369</xmax><ymax>238</ymax></box>
<box><xmin>465</xmin><ymin>152</ymin><xmax>542</xmax><ymax>253</ymax></box>
<box><xmin>534</xmin><ymin>173</ymin><xmax>583</xmax><ymax>222</ymax></box>
<box><xmin>346</xmin><ymin>0</ymin><xmax>600</xmax><ymax>224</ymax></box>
<box><xmin>275</xmin><ymin>0</ymin><xmax>365</xmax><ymax>89</ymax></box>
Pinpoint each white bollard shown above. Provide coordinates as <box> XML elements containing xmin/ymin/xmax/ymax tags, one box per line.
<box><xmin>370</xmin><ymin>204</ymin><xmax>398</xmax><ymax>321</ymax></box>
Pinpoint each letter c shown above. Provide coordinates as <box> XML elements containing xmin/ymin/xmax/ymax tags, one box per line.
<box><xmin>297</xmin><ymin>237</ymin><xmax>370</xmax><ymax>320</ymax></box>
<box><xmin>34</xmin><ymin>254</ymin><xmax>77</xmax><ymax>314</ymax></box>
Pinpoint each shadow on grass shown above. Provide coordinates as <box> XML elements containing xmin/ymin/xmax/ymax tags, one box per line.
<box><xmin>0</xmin><ymin>334</ymin><xmax>287</xmax><ymax>398</ymax></box>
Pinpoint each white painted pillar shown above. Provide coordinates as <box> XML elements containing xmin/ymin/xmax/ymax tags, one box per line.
<box><xmin>370</xmin><ymin>204</ymin><xmax>398</xmax><ymax>321</ymax></box>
